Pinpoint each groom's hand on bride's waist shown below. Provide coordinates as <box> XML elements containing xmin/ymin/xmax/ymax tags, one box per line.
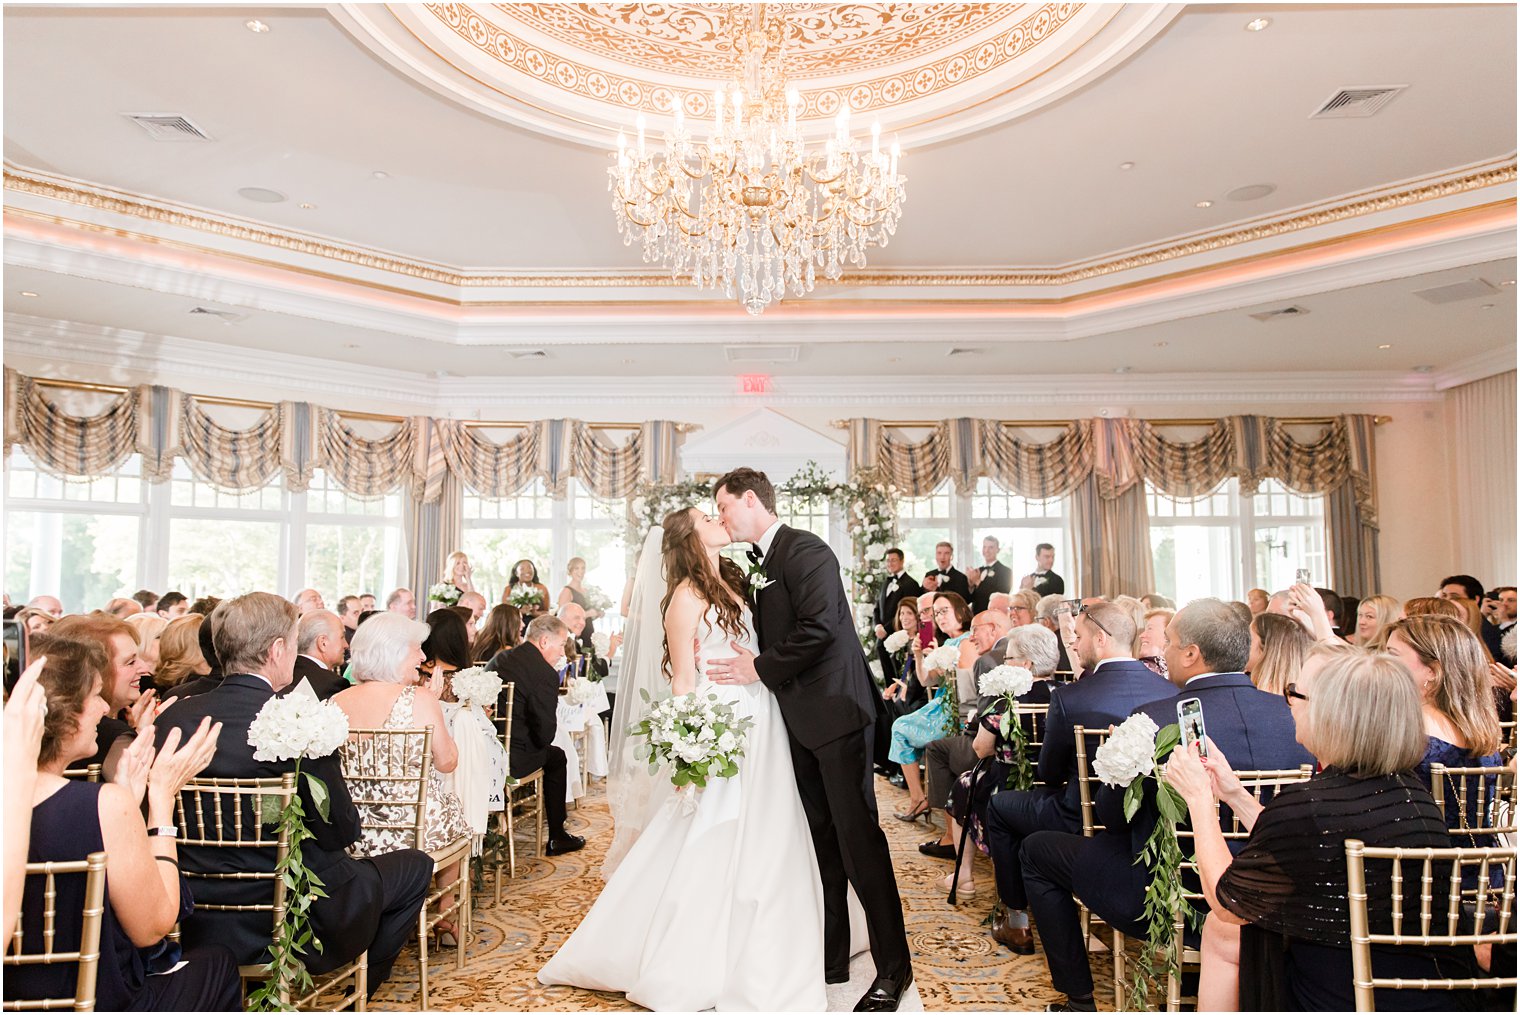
<box><xmin>706</xmin><ymin>642</ymin><xmax>760</xmax><ymax>685</ymax></box>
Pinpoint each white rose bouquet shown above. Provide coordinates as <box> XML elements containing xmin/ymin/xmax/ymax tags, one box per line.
<box><xmin>1090</xmin><ymin>712</ymin><xmax>1195</xmax><ymax>1011</ymax></box>
<box><xmin>451</xmin><ymin>666</ymin><xmax>502</xmax><ymax>710</ymax></box>
<box><xmin>564</xmin><ymin>677</ymin><xmax>601</xmax><ymax>706</ymax></box>
<box><xmin>628</xmin><ymin>688</ymin><xmax>756</xmax><ymax>792</ymax></box>
<box><xmin>882</xmin><ymin>629</ymin><xmax>911</xmax><ymax>654</ymax></box>
<box><xmin>978</xmin><ymin>664</ymin><xmax>1034</xmax><ymax>700</ymax></box>
<box><xmin>583</xmin><ymin>584</ymin><xmax>613</xmax><ymax>613</ymax></box>
<box><xmin>590</xmin><ymin>631</ymin><xmax>612</xmax><ymax>658</ymax></box>
<box><xmin>244</xmin><ymin>682</ymin><xmax>352</xmax><ymax>1010</ymax></box>
<box><xmin>978</xmin><ymin>665</ymin><xmax>1037</xmax><ymax>789</ymax></box>
<box><xmin>921</xmin><ymin>643</ymin><xmax>960</xmax><ymax>677</ymax></box>
<box><xmin>507</xmin><ymin>583</ymin><xmax>544</xmax><ymax>610</ymax></box>
<box><xmin>428</xmin><ymin>581</ymin><xmax>462</xmax><ymax>605</ymax></box>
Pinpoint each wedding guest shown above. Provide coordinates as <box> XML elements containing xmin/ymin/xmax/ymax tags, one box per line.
<box><xmin>1164</xmin><ymin>650</ymin><xmax>1479</xmax><ymax>1011</ymax></box>
<box><xmin>558</xmin><ymin>602</ymin><xmax>608</xmax><ymax>680</ymax></box>
<box><xmin>872</xmin><ymin>549</ymin><xmax>921</xmax><ymax>679</ymax></box>
<box><xmin>293</xmin><ymin>588</ymin><xmax>325</xmax><ymax>616</ymax></box>
<box><xmin>385</xmin><ymin>587</ymin><xmax>416</xmax><ymax>620</ymax></box>
<box><xmin>922</xmin><ymin>542</ymin><xmax>971</xmax><ymax>601</ymax></box>
<box><xmin>336</xmin><ymin>595</ymin><xmax>361</xmax><ymax>643</ymax></box>
<box><xmin>556</xmin><ymin>557</ymin><xmax>602</xmax><ymax>642</ymax></box>
<box><xmin>968</xmin><ymin>535</ymin><xmax>1013</xmax><ymax>614</ymax></box>
<box><xmin>1019</xmin><ymin>543</ymin><xmax>1065</xmax><ymax>596</ymax></box>
<box><xmin>1139</xmin><ymin>607</ymin><xmax>1173</xmax><ymax>678</ymax></box>
<box><xmin>1352</xmin><ymin>593</ymin><xmax>1402</xmax><ymax>648</ymax></box>
<box><xmin>1246</xmin><ymin>588</ymin><xmax>1269</xmax><ymax>615</ymax></box>
<box><xmin>157</xmin><ymin>593</ymin><xmax>431</xmax><ymax>995</ymax></box>
<box><xmin>26</xmin><ymin>595</ymin><xmax>63</xmax><ymax>619</ymax></box>
<box><xmin>1246</xmin><ymin>611</ymin><xmax>1313</xmax><ymax>697</ymax></box>
<box><xmin>1020</xmin><ymin>599</ymin><xmax>1312</xmax><ymax>1008</ymax></box>
<box><xmin>160</xmin><ymin>618</ymin><xmax>224</xmax><ymax>703</ymax></box>
<box><xmin>132</xmin><ymin>589</ymin><xmax>159</xmax><ymax>613</ymax></box>
<box><xmin>4</xmin><ymin>658</ymin><xmax>47</xmax><ymax>944</ymax></box>
<box><xmin>154</xmin><ymin>614</ymin><xmax>212</xmax><ymax>694</ymax></box>
<box><xmin>445</xmin><ymin>604</ymin><xmax>477</xmax><ymax>642</ymax></box>
<box><xmin>48</xmin><ymin>613</ymin><xmax>154</xmax><ymax>778</ymax></box>
<box><xmin>1437</xmin><ymin>574</ymin><xmax>1505</xmax><ymax>661</ymax></box>
<box><xmin>8</xmin><ymin>634</ymin><xmax>240</xmax><ymax>1011</ymax></box>
<box><xmin>890</xmin><ymin>592</ymin><xmax>973</xmax><ymax>822</ymax></box>
<box><xmin>15</xmin><ymin>606</ymin><xmax>54</xmax><ymax>635</ymax></box>
<box><xmin>457</xmin><ymin>591</ymin><xmax>487</xmax><ymax>632</ymax></box>
<box><xmin>187</xmin><ymin>596</ymin><xmax>219</xmax><ymax>617</ymax></box>
<box><xmin>1405</xmin><ymin>595</ymin><xmax>1466</xmax><ymax>621</ymax></box>
<box><xmin>290</xmin><ymin>610</ymin><xmax>348</xmax><ymax>700</ymax></box>
<box><xmin>506</xmin><ymin>559</ymin><xmax>551</xmax><ymax>621</ymax></box>
<box><xmin>106</xmin><ymin>597</ymin><xmax>142</xmax><ymax>618</ymax></box>
<box><xmin>155</xmin><ymin>592</ymin><xmax>188</xmax><ymax>620</ymax></box>
<box><xmin>473</xmin><ymin>604</ymin><xmax>523</xmax><ymax>664</ymax></box>
<box><xmin>488</xmin><ymin>615</ymin><xmax>585</xmax><ymax>855</ymax></box>
<box><xmin>359</xmin><ymin>593</ymin><xmax>377</xmax><ymax>613</ymax></box>
<box><xmin>1007</xmin><ymin>589</ymin><xmax>1040</xmax><ymax>629</ymax></box>
<box><xmin>422</xmin><ymin>609</ymin><xmax>474</xmax><ymax>689</ymax></box>
<box><xmin>124</xmin><ymin>613</ymin><xmax>168</xmax><ymax>683</ymax></box>
<box><xmin>985</xmin><ymin>602</ymin><xmax>1172</xmax><ymax>954</ymax></box>
<box><xmin>876</xmin><ymin>596</ymin><xmax>923</xmax><ymax>783</ymax></box>
<box><xmin>1035</xmin><ymin>594</ymin><xmax>1074</xmax><ymax>675</ymax></box>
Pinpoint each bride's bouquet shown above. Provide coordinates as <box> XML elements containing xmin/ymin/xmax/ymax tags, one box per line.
<box><xmin>628</xmin><ymin>688</ymin><xmax>755</xmax><ymax>790</ymax></box>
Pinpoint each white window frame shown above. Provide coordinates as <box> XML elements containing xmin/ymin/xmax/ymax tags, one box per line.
<box><xmin>895</xmin><ymin>477</ymin><xmax>1072</xmax><ymax>583</ymax></box>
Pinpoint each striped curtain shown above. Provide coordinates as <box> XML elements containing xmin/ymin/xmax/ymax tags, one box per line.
<box><xmin>3</xmin><ymin>369</ymin><xmax>140</xmax><ymax>479</ymax></box>
<box><xmin>569</xmin><ymin>421</ymin><xmax>644</xmax><ymax>498</ymax></box>
<box><xmin>1126</xmin><ymin>418</ymin><xmax>1243</xmax><ymax>498</ymax></box>
<box><xmin>1447</xmin><ymin>371</ymin><xmax>1516</xmax><ymax>588</ymax></box>
<box><xmin>314</xmin><ymin>408</ymin><xmax>418</xmax><ymax>498</ymax></box>
<box><xmin>175</xmin><ymin>396</ymin><xmax>289</xmax><ymax>492</ymax></box>
<box><xmin>979</xmin><ymin>419</ymin><xmax>1094</xmax><ymax>499</ymax></box>
<box><xmin>434</xmin><ymin>420</ymin><xmax>544</xmax><ymax>497</ymax></box>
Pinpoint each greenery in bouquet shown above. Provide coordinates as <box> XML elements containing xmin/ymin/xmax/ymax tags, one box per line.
<box><xmin>977</xmin><ymin>664</ymin><xmax>1036</xmax><ymax>790</ymax></box>
<box><xmin>629</xmin><ymin>688</ymin><xmax>756</xmax><ymax>790</ymax></box>
<box><xmin>507</xmin><ymin>583</ymin><xmax>544</xmax><ymax>610</ymax></box>
<box><xmin>582</xmin><ymin>583</ymin><xmax>614</xmax><ymax>613</ymax></box>
<box><xmin>428</xmin><ymin>581</ymin><xmax>462</xmax><ymax>605</ymax></box>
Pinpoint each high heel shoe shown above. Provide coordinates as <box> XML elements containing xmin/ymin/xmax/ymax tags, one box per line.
<box><xmin>433</xmin><ymin>919</ymin><xmax>459</xmax><ymax>949</ymax></box>
<box><xmin>893</xmin><ymin>799</ymin><xmax>930</xmax><ymax>822</ymax></box>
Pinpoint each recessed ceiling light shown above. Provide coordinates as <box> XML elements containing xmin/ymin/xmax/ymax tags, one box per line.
<box><xmin>245</xmin><ymin>19</ymin><xmax>270</xmax><ymax>33</ymax></box>
<box><xmin>343</xmin><ymin>343</ymin><xmax>359</xmax><ymax>349</ymax></box>
<box><xmin>298</xmin><ymin>202</ymin><xmax>316</xmax><ymax>210</ymax></box>
<box><xmin>1152</xmin><ymin>341</ymin><xmax>1168</xmax><ymax>348</ymax></box>
<box><xmin>1378</xmin><ymin>344</ymin><xmax>1392</xmax><ymax>350</ymax></box>
<box><xmin>1118</xmin><ymin>161</ymin><xmax>1136</xmax><ymax>171</ymax></box>
<box><xmin>1245</xmin><ymin>17</ymin><xmax>1271</xmax><ymax>32</ymax></box>
<box><xmin>372</xmin><ymin>170</ymin><xmax>390</xmax><ymax>180</ymax></box>
<box><xmin>237</xmin><ymin>186</ymin><xmax>286</xmax><ymax>203</ymax></box>
<box><xmin>1114</xmin><ymin>365</ymin><xmax>1132</xmax><ymax>374</ymax></box>
<box><xmin>1502</xmin><ymin>280</ymin><xmax>1516</xmax><ymax>286</ymax></box>
<box><xmin>1226</xmin><ymin>183</ymin><xmax>1277</xmax><ymax>202</ymax></box>
<box><xmin>1195</xmin><ymin>200</ymin><xmax>1213</xmax><ymax>208</ymax></box>
<box><xmin>887</xmin><ymin>356</ymin><xmax>902</xmax><ymax>363</ymax></box>
<box><xmin>1411</xmin><ymin>365</ymin><xmax>1434</xmax><ymax>374</ymax></box>
<box><xmin>19</xmin><ymin>291</ymin><xmax>38</xmax><ymax>297</ymax></box>
<box><xmin>1481</xmin><ymin>303</ymin><xmax>1495</xmax><ymax>310</ymax></box>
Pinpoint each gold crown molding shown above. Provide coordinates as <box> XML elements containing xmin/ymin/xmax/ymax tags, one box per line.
<box><xmin>417</xmin><ymin>3</ymin><xmax>1085</xmax><ymax>120</ymax></box>
<box><xmin>4</xmin><ymin>162</ymin><xmax>1514</xmax><ymax>293</ymax></box>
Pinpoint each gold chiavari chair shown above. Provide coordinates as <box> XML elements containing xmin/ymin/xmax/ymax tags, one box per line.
<box><xmin>1164</xmin><ymin>766</ymin><xmax>1316</xmax><ymax>1012</ymax></box>
<box><xmin>340</xmin><ymin>728</ymin><xmax>471</xmax><ymax>1011</ymax></box>
<box><xmin>1072</xmin><ymin>725</ymin><xmax>1127</xmax><ymax>994</ymax></box>
<box><xmin>1428</xmin><ymin>763</ymin><xmax>1517</xmax><ymax>840</ymax></box>
<box><xmin>3</xmin><ymin>852</ymin><xmax>108</xmax><ymax>1012</ymax></box>
<box><xmin>1345</xmin><ymin>840</ymin><xmax>1517</xmax><ymax>1012</ymax></box>
<box><xmin>1500</xmin><ymin>719</ymin><xmax>1517</xmax><ymax>758</ymax></box>
<box><xmin>1014</xmin><ymin>703</ymin><xmax>1049</xmax><ymax>759</ymax></box>
<box><xmin>60</xmin><ymin>764</ymin><xmax>101</xmax><ymax>783</ymax></box>
<box><xmin>176</xmin><ymin>775</ymin><xmax>367</xmax><ymax>1011</ymax></box>
<box><xmin>488</xmin><ymin>682</ymin><xmax>544</xmax><ymax>905</ymax></box>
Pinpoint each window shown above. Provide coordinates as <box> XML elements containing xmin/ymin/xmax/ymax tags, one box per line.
<box><xmin>776</xmin><ymin>487</ymin><xmax>830</xmax><ymax>542</ymax></box>
<box><xmin>896</xmin><ymin>479</ymin><xmax>954</xmax><ymax>577</ymax></box>
<box><xmin>164</xmin><ymin>462</ymin><xmax>286</xmax><ymax>601</ymax></box>
<box><xmin>301</xmin><ymin>469</ymin><xmax>404</xmax><ymax>603</ymax></box>
<box><xmin>894</xmin><ymin>477</ymin><xmax>1071</xmax><ymax>587</ymax></box>
<box><xmin>1251</xmin><ymin>479</ymin><xmax>1327</xmax><ymax>593</ymax></box>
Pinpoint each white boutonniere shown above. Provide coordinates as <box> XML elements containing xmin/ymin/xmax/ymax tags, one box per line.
<box><xmin>747</xmin><ymin>563</ymin><xmax>776</xmax><ymax>592</ymax></box>
<box><xmin>886</xmin><ymin>578</ymin><xmax>899</xmax><ymax>595</ymax></box>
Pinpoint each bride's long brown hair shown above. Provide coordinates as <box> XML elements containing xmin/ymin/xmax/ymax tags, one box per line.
<box><xmin>659</xmin><ymin>507</ymin><xmax>749</xmax><ymax>678</ymax></box>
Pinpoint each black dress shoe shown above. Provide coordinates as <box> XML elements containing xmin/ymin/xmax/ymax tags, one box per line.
<box><xmin>917</xmin><ymin>841</ymin><xmax>956</xmax><ymax>860</ymax></box>
<box><xmin>854</xmin><ymin>973</ymin><xmax>912</xmax><ymax>1012</ymax></box>
<box><xmin>825</xmin><ymin>966</ymin><xmax>850</xmax><ymax>984</ymax></box>
<box><xmin>545</xmin><ymin>833</ymin><xmax>585</xmax><ymax>856</ymax></box>
<box><xmin>888</xmin><ymin>773</ymin><xmax>906</xmax><ymax>789</ymax></box>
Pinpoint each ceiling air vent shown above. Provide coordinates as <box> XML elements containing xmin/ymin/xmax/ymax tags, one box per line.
<box><xmin>1309</xmin><ymin>86</ymin><xmax>1406</xmax><ymax>119</ymax></box>
<box><xmin>725</xmin><ymin>344</ymin><xmax>798</xmax><ymax>363</ymax></box>
<box><xmin>508</xmin><ymin>349</ymin><xmax>547</xmax><ymax>360</ymax></box>
<box><xmin>1412</xmin><ymin>279</ymin><xmax>1497</xmax><ymax>304</ymax></box>
<box><xmin>946</xmin><ymin>347</ymin><xmax>984</xmax><ymax>357</ymax></box>
<box><xmin>1248</xmin><ymin>305</ymin><xmax>1310</xmax><ymax>322</ymax></box>
<box><xmin>187</xmin><ymin>306</ymin><xmax>244</xmax><ymax>322</ymax></box>
<box><xmin>124</xmin><ymin>113</ymin><xmax>213</xmax><ymax>141</ymax></box>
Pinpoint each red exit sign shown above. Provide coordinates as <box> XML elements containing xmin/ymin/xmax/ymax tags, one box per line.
<box><xmin>739</xmin><ymin>374</ymin><xmax>770</xmax><ymax>394</ymax></box>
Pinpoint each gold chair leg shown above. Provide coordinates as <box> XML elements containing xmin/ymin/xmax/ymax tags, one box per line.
<box><xmin>356</xmin><ymin>951</ymin><xmax>368</xmax><ymax>1012</ymax></box>
<box><xmin>417</xmin><ymin>906</ymin><xmax>430</xmax><ymax>1011</ymax></box>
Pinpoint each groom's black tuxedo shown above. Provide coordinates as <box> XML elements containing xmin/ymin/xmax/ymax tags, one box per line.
<box><xmin>749</xmin><ymin>523</ymin><xmax>911</xmax><ymax>982</ymax></box>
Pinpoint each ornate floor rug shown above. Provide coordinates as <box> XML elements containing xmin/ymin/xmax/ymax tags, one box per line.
<box><xmin>371</xmin><ymin>779</ymin><xmax>1120</xmax><ymax>1011</ymax></box>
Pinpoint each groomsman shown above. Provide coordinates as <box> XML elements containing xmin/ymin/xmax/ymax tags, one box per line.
<box><xmin>923</xmin><ymin>541</ymin><xmax>971</xmax><ymax>601</ymax></box>
<box><xmin>968</xmin><ymin>536</ymin><xmax>1013</xmax><ymax>614</ymax></box>
<box><xmin>1019</xmin><ymin>542</ymin><xmax>1065</xmax><ymax>596</ymax></box>
<box><xmin>872</xmin><ymin>549</ymin><xmax>921</xmax><ymax>681</ymax></box>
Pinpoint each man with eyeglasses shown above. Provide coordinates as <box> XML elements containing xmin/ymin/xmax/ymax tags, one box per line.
<box><xmin>1018</xmin><ymin>599</ymin><xmax>1310</xmax><ymax>1012</ymax></box>
<box><xmin>984</xmin><ymin>602</ymin><xmax>1172</xmax><ymax>956</ymax></box>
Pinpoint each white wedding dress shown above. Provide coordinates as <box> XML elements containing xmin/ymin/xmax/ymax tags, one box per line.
<box><xmin>537</xmin><ymin>603</ymin><xmax>829</xmax><ymax>1011</ymax></box>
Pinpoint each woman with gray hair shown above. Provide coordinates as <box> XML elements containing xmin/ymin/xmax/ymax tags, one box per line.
<box><xmin>332</xmin><ymin>613</ymin><xmax>472</xmax><ymax>945</ymax></box>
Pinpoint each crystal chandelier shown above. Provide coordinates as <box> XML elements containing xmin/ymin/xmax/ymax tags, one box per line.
<box><xmin>608</xmin><ymin>5</ymin><xmax>907</xmax><ymax>315</ymax></box>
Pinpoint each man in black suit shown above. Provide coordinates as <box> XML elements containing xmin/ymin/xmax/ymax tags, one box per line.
<box><xmin>487</xmin><ymin>616</ymin><xmax>585</xmax><ymax>855</ymax></box>
<box><xmin>1019</xmin><ymin>542</ymin><xmax>1065</xmax><ymax>597</ymax></box>
<box><xmin>155</xmin><ymin>592</ymin><xmax>431</xmax><ymax>997</ymax></box>
<box><xmin>923</xmin><ymin>541</ymin><xmax>971</xmax><ymax>602</ymax></box>
<box><xmin>287</xmin><ymin>610</ymin><xmax>349</xmax><ymax>700</ymax></box>
<box><xmin>557</xmin><ymin>602</ymin><xmax>609</xmax><ymax>680</ymax></box>
<box><xmin>968</xmin><ymin>536</ymin><xmax>1014</xmax><ymax>614</ymax></box>
<box><xmin>984</xmin><ymin>602</ymin><xmax>1173</xmax><ymax>954</ymax></box>
<box><xmin>707</xmin><ymin>468</ymin><xmax>912</xmax><ymax>1012</ymax></box>
<box><xmin>1019</xmin><ymin>599</ymin><xmax>1314</xmax><ymax>1011</ymax></box>
<box><xmin>871</xmin><ymin>548</ymin><xmax>921</xmax><ymax>681</ymax></box>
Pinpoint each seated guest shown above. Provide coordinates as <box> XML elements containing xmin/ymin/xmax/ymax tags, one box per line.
<box><xmin>1437</xmin><ymin>573</ymin><xmax>1505</xmax><ymax>662</ymax></box>
<box><xmin>106</xmin><ymin>597</ymin><xmax>142</xmax><ymax>618</ymax></box>
<box><xmin>1405</xmin><ymin>595</ymin><xmax>1467</xmax><ymax>621</ymax></box>
<box><xmin>290</xmin><ymin>610</ymin><xmax>349</xmax><ymax>700</ymax></box>
<box><xmin>422</xmin><ymin>608</ymin><xmax>474</xmax><ymax>689</ymax></box>
<box><xmin>335</xmin><ymin>595</ymin><xmax>361</xmax><ymax>645</ymax></box>
<box><xmin>156</xmin><ymin>593</ymin><xmax>431</xmax><ymax>996</ymax></box>
<box><xmin>161</xmin><ymin>618</ymin><xmax>224</xmax><ymax>702</ymax></box>
<box><xmin>1245</xmin><ymin>612</ymin><xmax>1312</xmax><ymax>697</ymax></box>
<box><xmin>487</xmin><ymin>615</ymin><xmax>585</xmax><ymax>855</ymax></box>
<box><xmin>444</xmin><ymin>604</ymin><xmax>477</xmax><ymax>641</ymax></box>
<box><xmin>1245</xmin><ymin>588</ymin><xmax>1268</xmax><ymax>615</ymax></box>
<box><xmin>7</xmin><ymin>634</ymin><xmax>240</xmax><ymax>1011</ymax></box>
<box><xmin>559</xmin><ymin>602</ymin><xmax>608</xmax><ymax>679</ymax></box>
<box><xmin>985</xmin><ymin>602</ymin><xmax>1173</xmax><ymax>953</ymax></box>
<box><xmin>155</xmin><ymin>592</ymin><xmax>188</xmax><ymax>620</ymax></box>
<box><xmin>1352</xmin><ymin>593</ymin><xmax>1402</xmax><ymax>648</ymax></box>
<box><xmin>333</xmin><ymin>613</ymin><xmax>472</xmax><ymax>944</ymax></box>
<box><xmin>293</xmin><ymin>588</ymin><xmax>325</xmax><ymax>616</ymax></box>
<box><xmin>1019</xmin><ymin>598</ymin><xmax>1314</xmax><ymax>1009</ymax></box>
<box><xmin>132</xmin><ymin>589</ymin><xmax>158</xmax><ymax>613</ymax></box>
<box><xmin>1164</xmin><ymin>650</ymin><xmax>1481</xmax><ymax>1012</ymax></box>
<box><xmin>1035</xmin><ymin>594</ymin><xmax>1074</xmax><ymax>676</ymax></box>
<box><xmin>15</xmin><ymin>606</ymin><xmax>54</xmax><ymax>635</ymax></box>
<box><xmin>457</xmin><ymin>591</ymin><xmax>487</xmax><ymax>632</ymax></box>
<box><xmin>385</xmin><ymin>587</ymin><xmax>416</xmax><ymax>620</ymax></box>
<box><xmin>187</xmin><ymin>596</ymin><xmax>219</xmax><ymax>617</ymax></box>
<box><xmin>876</xmin><ymin>596</ymin><xmax>922</xmax><ymax>782</ymax></box>
<box><xmin>153</xmin><ymin>615</ymin><xmax>212</xmax><ymax>695</ymax></box>
<box><xmin>890</xmin><ymin>592</ymin><xmax>974</xmax><ymax>822</ymax></box>
<box><xmin>506</xmin><ymin>559</ymin><xmax>552</xmax><ymax>621</ymax></box>
<box><xmin>1139</xmin><ymin>607</ymin><xmax>1173</xmax><ymax>676</ymax></box>
<box><xmin>473</xmin><ymin>604</ymin><xmax>523</xmax><ymax>664</ymax></box>
<box><xmin>1007</xmin><ymin>588</ymin><xmax>1040</xmax><ymax>629</ymax></box>
<box><xmin>47</xmin><ymin>613</ymin><xmax>154</xmax><ymax>777</ymax></box>
<box><xmin>125</xmin><ymin>613</ymin><xmax>168</xmax><ymax>686</ymax></box>
<box><xmin>25</xmin><ymin>595</ymin><xmax>63</xmax><ymax>619</ymax></box>
<box><xmin>1384</xmin><ymin>615</ymin><xmax>1504</xmax><ymax>834</ymax></box>
<box><xmin>940</xmin><ymin>621</ymin><xmax>1059</xmax><ymax>895</ymax></box>
<box><xmin>1115</xmin><ymin>595</ymin><xmax>1166</xmax><ymax>677</ymax></box>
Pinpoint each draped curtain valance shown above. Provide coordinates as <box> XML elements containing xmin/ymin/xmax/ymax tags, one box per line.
<box><xmin>2</xmin><ymin>369</ymin><xmax>684</xmax><ymax>500</ymax></box>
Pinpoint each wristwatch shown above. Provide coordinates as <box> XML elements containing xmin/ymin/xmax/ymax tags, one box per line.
<box><xmin>148</xmin><ymin>826</ymin><xmax>178</xmax><ymax>839</ymax></box>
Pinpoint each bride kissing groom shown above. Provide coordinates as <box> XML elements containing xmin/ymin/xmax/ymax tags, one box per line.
<box><xmin>538</xmin><ymin>466</ymin><xmax>912</xmax><ymax>1012</ymax></box>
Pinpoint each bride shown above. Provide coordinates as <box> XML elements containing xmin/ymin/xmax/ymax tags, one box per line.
<box><xmin>537</xmin><ymin>507</ymin><xmax>829</xmax><ymax>1011</ymax></box>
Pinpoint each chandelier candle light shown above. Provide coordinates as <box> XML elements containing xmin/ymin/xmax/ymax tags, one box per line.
<box><xmin>608</xmin><ymin>4</ymin><xmax>907</xmax><ymax>315</ymax></box>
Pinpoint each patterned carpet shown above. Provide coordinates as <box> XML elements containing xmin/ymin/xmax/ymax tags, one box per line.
<box><xmin>370</xmin><ymin>777</ymin><xmax>1121</xmax><ymax>1011</ymax></box>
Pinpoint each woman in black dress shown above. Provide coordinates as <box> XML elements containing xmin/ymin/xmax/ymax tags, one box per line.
<box><xmin>556</xmin><ymin>556</ymin><xmax>601</xmax><ymax>643</ymax></box>
<box><xmin>1165</xmin><ymin>648</ymin><xmax>1483</xmax><ymax>1012</ymax></box>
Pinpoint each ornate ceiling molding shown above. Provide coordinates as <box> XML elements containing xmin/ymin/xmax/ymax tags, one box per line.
<box><xmin>331</xmin><ymin>3</ymin><xmax>1185</xmax><ymax>146</ymax></box>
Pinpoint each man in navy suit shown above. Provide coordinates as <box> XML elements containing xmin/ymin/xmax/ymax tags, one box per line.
<box><xmin>984</xmin><ymin>602</ymin><xmax>1174</xmax><ymax>953</ymax></box>
<box><xmin>1020</xmin><ymin>598</ymin><xmax>1313</xmax><ymax>1012</ymax></box>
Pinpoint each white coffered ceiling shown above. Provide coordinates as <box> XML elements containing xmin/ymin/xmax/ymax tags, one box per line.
<box><xmin>2</xmin><ymin>2</ymin><xmax>1515</xmax><ymax>403</ymax></box>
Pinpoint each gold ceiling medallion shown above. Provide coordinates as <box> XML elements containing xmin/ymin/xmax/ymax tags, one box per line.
<box><xmin>607</xmin><ymin>4</ymin><xmax>907</xmax><ymax>314</ymax></box>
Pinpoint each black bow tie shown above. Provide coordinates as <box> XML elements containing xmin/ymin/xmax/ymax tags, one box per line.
<box><xmin>747</xmin><ymin>546</ymin><xmax>764</xmax><ymax>565</ymax></box>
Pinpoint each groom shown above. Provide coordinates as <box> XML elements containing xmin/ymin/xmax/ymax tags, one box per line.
<box><xmin>707</xmin><ymin>467</ymin><xmax>913</xmax><ymax>1012</ymax></box>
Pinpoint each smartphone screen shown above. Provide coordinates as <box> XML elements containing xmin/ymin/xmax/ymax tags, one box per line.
<box><xmin>1177</xmin><ymin>696</ymin><xmax>1207</xmax><ymax>758</ymax></box>
<box><xmin>1294</xmin><ymin>568</ymin><xmax>1312</xmax><ymax>586</ymax></box>
<box><xmin>3</xmin><ymin>619</ymin><xmax>25</xmax><ymax>696</ymax></box>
